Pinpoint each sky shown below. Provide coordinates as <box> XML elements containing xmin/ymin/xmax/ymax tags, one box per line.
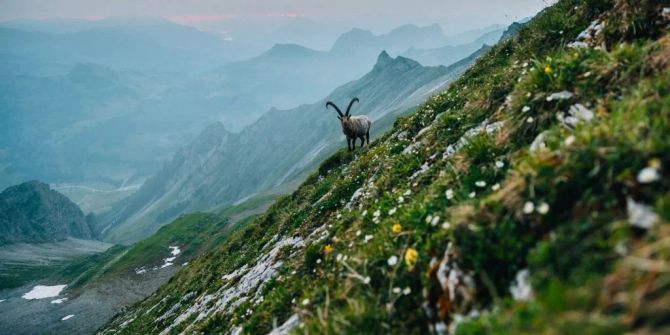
<box><xmin>0</xmin><ymin>0</ymin><xmax>555</xmax><ymax>32</ymax></box>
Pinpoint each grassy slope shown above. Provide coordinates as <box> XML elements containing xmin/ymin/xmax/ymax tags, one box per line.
<box><xmin>102</xmin><ymin>0</ymin><xmax>670</xmax><ymax>333</ymax></box>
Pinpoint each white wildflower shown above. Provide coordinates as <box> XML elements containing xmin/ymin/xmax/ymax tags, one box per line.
<box><xmin>475</xmin><ymin>181</ymin><xmax>487</xmax><ymax>188</ymax></box>
<box><xmin>398</xmin><ymin>196</ymin><xmax>405</xmax><ymax>203</ymax></box>
<box><xmin>522</xmin><ymin>106</ymin><xmax>531</xmax><ymax>113</ymax></box>
<box><xmin>523</xmin><ymin>202</ymin><xmax>535</xmax><ymax>214</ymax></box>
<box><xmin>510</xmin><ymin>269</ymin><xmax>533</xmax><ymax>301</ymax></box>
<box><xmin>491</xmin><ymin>183</ymin><xmax>501</xmax><ymax>191</ymax></box>
<box><xmin>364</xmin><ymin>234</ymin><xmax>374</xmax><ymax>243</ymax></box>
<box><xmin>495</xmin><ymin>161</ymin><xmax>505</xmax><ymax>168</ymax></box>
<box><xmin>441</xmin><ymin>221</ymin><xmax>451</xmax><ymax>230</ymax></box>
<box><xmin>564</xmin><ymin>135</ymin><xmax>576</xmax><ymax>146</ymax></box>
<box><xmin>431</xmin><ymin>216</ymin><xmax>440</xmax><ymax>226</ymax></box>
<box><xmin>362</xmin><ymin>210</ymin><xmax>367</xmax><ymax>216</ymax></box>
<box><xmin>388</xmin><ymin>207</ymin><xmax>397</xmax><ymax>215</ymax></box>
<box><xmin>387</xmin><ymin>255</ymin><xmax>398</xmax><ymax>266</ymax></box>
<box><xmin>316</xmin><ymin>259</ymin><xmax>322</xmax><ymax>264</ymax></box>
<box><xmin>336</xmin><ymin>254</ymin><xmax>343</xmax><ymax>262</ymax></box>
<box><xmin>363</xmin><ymin>276</ymin><xmax>371</xmax><ymax>284</ymax></box>
<box><xmin>469</xmin><ymin>192</ymin><xmax>476</xmax><ymax>198</ymax></box>
<box><xmin>637</xmin><ymin>166</ymin><xmax>660</xmax><ymax>184</ymax></box>
<box><xmin>537</xmin><ymin>202</ymin><xmax>550</xmax><ymax>215</ymax></box>
<box><xmin>403</xmin><ymin>190</ymin><xmax>412</xmax><ymax>196</ymax></box>
<box><xmin>373</xmin><ymin>210</ymin><xmax>381</xmax><ymax>217</ymax></box>
<box><xmin>302</xmin><ymin>299</ymin><xmax>310</xmax><ymax>306</ymax></box>
<box><xmin>627</xmin><ymin>197</ymin><xmax>658</xmax><ymax>229</ymax></box>
<box><xmin>356</xmin><ymin>230</ymin><xmax>361</xmax><ymax>237</ymax></box>
<box><xmin>392</xmin><ymin>287</ymin><xmax>402</xmax><ymax>294</ymax></box>
<box><xmin>425</xmin><ymin>215</ymin><xmax>434</xmax><ymax>224</ymax></box>
<box><xmin>403</xmin><ymin>287</ymin><xmax>412</xmax><ymax>295</ymax></box>
<box><xmin>526</xmin><ymin>116</ymin><xmax>534</xmax><ymax>123</ymax></box>
<box><xmin>445</xmin><ymin>189</ymin><xmax>454</xmax><ymax>200</ymax></box>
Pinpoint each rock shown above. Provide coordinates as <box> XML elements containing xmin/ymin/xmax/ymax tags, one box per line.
<box><xmin>557</xmin><ymin>104</ymin><xmax>594</xmax><ymax>128</ymax></box>
<box><xmin>546</xmin><ymin>91</ymin><xmax>574</xmax><ymax>102</ymax></box>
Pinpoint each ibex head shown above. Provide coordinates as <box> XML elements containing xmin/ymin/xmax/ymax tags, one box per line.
<box><xmin>327</xmin><ymin>97</ymin><xmax>359</xmax><ymax>123</ymax></box>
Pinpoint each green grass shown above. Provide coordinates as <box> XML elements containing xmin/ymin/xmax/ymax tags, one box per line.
<box><xmin>101</xmin><ymin>0</ymin><xmax>670</xmax><ymax>333</ymax></box>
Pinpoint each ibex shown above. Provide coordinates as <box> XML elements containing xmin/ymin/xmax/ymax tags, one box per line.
<box><xmin>326</xmin><ymin>97</ymin><xmax>371</xmax><ymax>151</ymax></box>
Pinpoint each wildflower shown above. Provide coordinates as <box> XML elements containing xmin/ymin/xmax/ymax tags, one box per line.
<box><xmin>430</xmin><ymin>216</ymin><xmax>440</xmax><ymax>226</ymax></box>
<box><xmin>392</xmin><ymin>223</ymin><xmax>402</xmax><ymax>234</ymax></box>
<box><xmin>336</xmin><ymin>213</ymin><xmax>342</xmax><ymax>219</ymax></box>
<box><xmin>523</xmin><ymin>202</ymin><xmax>535</xmax><ymax>214</ymax></box>
<box><xmin>405</xmin><ymin>248</ymin><xmax>419</xmax><ymax>268</ymax></box>
<box><xmin>445</xmin><ymin>189</ymin><xmax>454</xmax><ymax>200</ymax></box>
<box><xmin>362</xmin><ymin>210</ymin><xmax>367</xmax><ymax>216</ymax></box>
<box><xmin>475</xmin><ymin>181</ymin><xmax>487</xmax><ymax>188</ymax></box>
<box><xmin>364</xmin><ymin>234</ymin><xmax>374</xmax><ymax>243</ymax></box>
<box><xmin>495</xmin><ymin>161</ymin><xmax>505</xmax><ymax>168</ymax></box>
<box><xmin>373</xmin><ymin>210</ymin><xmax>381</xmax><ymax>217</ymax></box>
<box><xmin>302</xmin><ymin>299</ymin><xmax>310</xmax><ymax>306</ymax></box>
<box><xmin>491</xmin><ymin>183</ymin><xmax>501</xmax><ymax>191</ymax></box>
<box><xmin>398</xmin><ymin>196</ymin><xmax>405</xmax><ymax>203</ymax></box>
<box><xmin>387</xmin><ymin>255</ymin><xmax>398</xmax><ymax>266</ymax></box>
<box><xmin>522</xmin><ymin>106</ymin><xmax>531</xmax><ymax>113</ymax></box>
<box><xmin>392</xmin><ymin>287</ymin><xmax>402</xmax><ymax>294</ymax></box>
<box><xmin>544</xmin><ymin>65</ymin><xmax>553</xmax><ymax>74</ymax></box>
<box><xmin>403</xmin><ymin>287</ymin><xmax>412</xmax><ymax>295</ymax></box>
<box><xmin>537</xmin><ymin>202</ymin><xmax>550</xmax><ymax>215</ymax></box>
<box><xmin>403</xmin><ymin>189</ymin><xmax>412</xmax><ymax>196</ymax></box>
<box><xmin>388</xmin><ymin>207</ymin><xmax>397</xmax><ymax>215</ymax></box>
<box><xmin>564</xmin><ymin>135</ymin><xmax>576</xmax><ymax>146</ymax></box>
<box><xmin>316</xmin><ymin>259</ymin><xmax>322</xmax><ymax>264</ymax></box>
<box><xmin>637</xmin><ymin>159</ymin><xmax>661</xmax><ymax>184</ymax></box>
<box><xmin>441</xmin><ymin>221</ymin><xmax>451</xmax><ymax>230</ymax></box>
<box><xmin>363</xmin><ymin>276</ymin><xmax>371</xmax><ymax>284</ymax></box>
<box><xmin>336</xmin><ymin>254</ymin><xmax>343</xmax><ymax>262</ymax></box>
<box><xmin>324</xmin><ymin>244</ymin><xmax>333</xmax><ymax>254</ymax></box>
<box><xmin>356</xmin><ymin>230</ymin><xmax>361</xmax><ymax>236</ymax></box>
<box><xmin>425</xmin><ymin>215</ymin><xmax>433</xmax><ymax>224</ymax></box>
<box><xmin>526</xmin><ymin>116</ymin><xmax>534</xmax><ymax>123</ymax></box>
<box><xmin>469</xmin><ymin>191</ymin><xmax>476</xmax><ymax>198</ymax></box>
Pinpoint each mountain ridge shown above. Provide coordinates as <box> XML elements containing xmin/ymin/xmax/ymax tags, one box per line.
<box><xmin>0</xmin><ymin>181</ymin><xmax>96</xmax><ymax>245</ymax></box>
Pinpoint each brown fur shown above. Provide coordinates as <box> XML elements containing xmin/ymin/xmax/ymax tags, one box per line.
<box><xmin>327</xmin><ymin>98</ymin><xmax>372</xmax><ymax>151</ymax></box>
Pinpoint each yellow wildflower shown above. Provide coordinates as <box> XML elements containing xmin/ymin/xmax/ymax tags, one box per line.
<box><xmin>544</xmin><ymin>65</ymin><xmax>553</xmax><ymax>74</ymax></box>
<box><xmin>648</xmin><ymin>158</ymin><xmax>661</xmax><ymax>169</ymax></box>
<box><xmin>392</xmin><ymin>223</ymin><xmax>402</xmax><ymax>234</ymax></box>
<box><xmin>324</xmin><ymin>244</ymin><xmax>333</xmax><ymax>254</ymax></box>
<box><xmin>404</xmin><ymin>248</ymin><xmax>418</xmax><ymax>269</ymax></box>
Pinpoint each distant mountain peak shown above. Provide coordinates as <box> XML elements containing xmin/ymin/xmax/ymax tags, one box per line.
<box><xmin>373</xmin><ymin>51</ymin><xmax>421</xmax><ymax>71</ymax></box>
<box><xmin>0</xmin><ymin>180</ymin><xmax>96</xmax><ymax>245</ymax></box>
<box><xmin>376</xmin><ymin>50</ymin><xmax>393</xmax><ymax>66</ymax></box>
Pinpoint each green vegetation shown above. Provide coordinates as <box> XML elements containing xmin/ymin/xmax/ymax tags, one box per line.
<box><xmin>102</xmin><ymin>0</ymin><xmax>670</xmax><ymax>334</ymax></box>
<box><xmin>0</xmin><ymin>245</ymin><xmax>126</xmax><ymax>290</ymax></box>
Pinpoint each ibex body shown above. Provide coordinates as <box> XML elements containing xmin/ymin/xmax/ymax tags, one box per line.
<box><xmin>326</xmin><ymin>98</ymin><xmax>371</xmax><ymax>151</ymax></box>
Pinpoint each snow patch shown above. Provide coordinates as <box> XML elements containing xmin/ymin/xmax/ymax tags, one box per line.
<box><xmin>61</xmin><ymin>314</ymin><xmax>75</xmax><ymax>321</ymax></box>
<box><xmin>160</xmin><ymin>246</ymin><xmax>181</xmax><ymax>269</ymax></box>
<box><xmin>22</xmin><ymin>285</ymin><xmax>66</xmax><ymax>300</ymax></box>
<box><xmin>51</xmin><ymin>298</ymin><xmax>68</xmax><ymax>304</ymax></box>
